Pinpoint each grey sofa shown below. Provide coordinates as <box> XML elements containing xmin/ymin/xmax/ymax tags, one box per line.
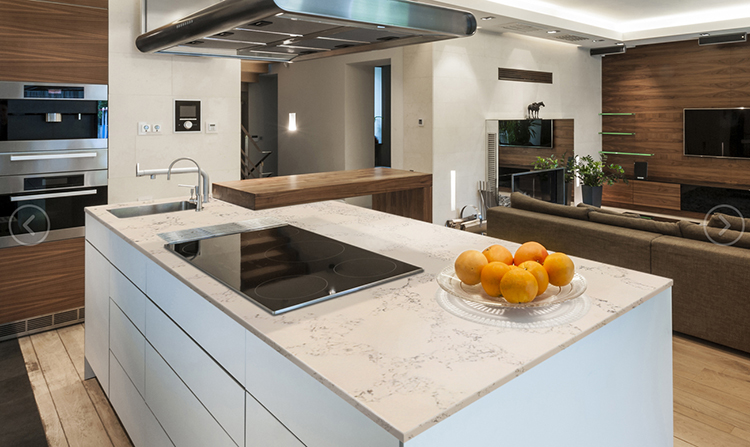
<box><xmin>487</xmin><ymin>192</ymin><xmax>750</xmax><ymax>354</ymax></box>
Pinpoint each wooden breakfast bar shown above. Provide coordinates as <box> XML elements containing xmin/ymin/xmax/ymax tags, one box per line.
<box><xmin>212</xmin><ymin>168</ymin><xmax>433</xmax><ymax>222</ymax></box>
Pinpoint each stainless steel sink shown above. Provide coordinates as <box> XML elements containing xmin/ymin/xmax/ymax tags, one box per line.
<box><xmin>108</xmin><ymin>201</ymin><xmax>197</xmax><ymax>218</ymax></box>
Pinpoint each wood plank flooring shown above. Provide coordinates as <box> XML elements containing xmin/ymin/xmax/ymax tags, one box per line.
<box><xmin>12</xmin><ymin>325</ymin><xmax>750</xmax><ymax>447</ymax></box>
<box><xmin>18</xmin><ymin>324</ymin><xmax>132</xmax><ymax>447</ymax></box>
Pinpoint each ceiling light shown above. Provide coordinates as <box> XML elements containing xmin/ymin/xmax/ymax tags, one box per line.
<box><xmin>700</xmin><ymin>33</ymin><xmax>710</xmax><ymax>36</ymax></box>
<box><xmin>547</xmin><ymin>30</ymin><xmax>560</xmax><ymax>34</ymax></box>
<box><xmin>481</xmin><ymin>16</ymin><xmax>495</xmax><ymax>21</ymax></box>
<box><xmin>377</xmin><ymin>25</ymin><xmax>386</xmax><ymax>29</ymax></box>
<box><xmin>616</xmin><ymin>42</ymin><xmax>625</xmax><ymax>45</ymax></box>
<box><xmin>592</xmin><ymin>39</ymin><xmax>604</xmax><ymax>42</ymax></box>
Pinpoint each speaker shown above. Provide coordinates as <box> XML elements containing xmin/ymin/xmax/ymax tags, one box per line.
<box><xmin>634</xmin><ymin>161</ymin><xmax>648</xmax><ymax>180</ymax></box>
<box><xmin>590</xmin><ymin>45</ymin><xmax>626</xmax><ymax>56</ymax></box>
<box><xmin>699</xmin><ymin>33</ymin><xmax>746</xmax><ymax>46</ymax></box>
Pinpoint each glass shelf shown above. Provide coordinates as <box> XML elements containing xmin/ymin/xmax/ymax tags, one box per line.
<box><xmin>599</xmin><ymin>131</ymin><xmax>635</xmax><ymax>135</ymax></box>
<box><xmin>599</xmin><ymin>151</ymin><xmax>654</xmax><ymax>156</ymax></box>
<box><xmin>599</xmin><ymin>113</ymin><xmax>635</xmax><ymax>116</ymax></box>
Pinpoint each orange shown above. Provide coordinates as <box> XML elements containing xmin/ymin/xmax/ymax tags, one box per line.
<box><xmin>482</xmin><ymin>244</ymin><xmax>513</xmax><ymax>265</ymax></box>
<box><xmin>454</xmin><ymin>250</ymin><xmax>488</xmax><ymax>285</ymax></box>
<box><xmin>480</xmin><ymin>262</ymin><xmax>512</xmax><ymax>297</ymax></box>
<box><xmin>518</xmin><ymin>261</ymin><xmax>549</xmax><ymax>296</ymax></box>
<box><xmin>513</xmin><ymin>241</ymin><xmax>549</xmax><ymax>266</ymax></box>
<box><xmin>499</xmin><ymin>268</ymin><xmax>538</xmax><ymax>303</ymax></box>
<box><xmin>543</xmin><ymin>252</ymin><xmax>575</xmax><ymax>287</ymax></box>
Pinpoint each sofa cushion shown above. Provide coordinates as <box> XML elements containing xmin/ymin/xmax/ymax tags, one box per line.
<box><xmin>576</xmin><ymin>203</ymin><xmax>641</xmax><ymax>218</ymax></box>
<box><xmin>487</xmin><ymin>206</ymin><xmax>660</xmax><ymax>273</ymax></box>
<box><xmin>679</xmin><ymin>220</ymin><xmax>750</xmax><ymax>249</ymax></box>
<box><xmin>707</xmin><ymin>213</ymin><xmax>750</xmax><ymax>232</ymax></box>
<box><xmin>589</xmin><ymin>211</ymin><xmax>682</xmax><ymax>237</ymax></box>
<box><xmin>511</xmin><ymin>192</ymin><xmax>589</xmax><ymax>220</ymax></box>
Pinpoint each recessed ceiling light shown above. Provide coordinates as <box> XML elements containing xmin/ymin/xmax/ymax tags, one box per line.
<box><xmin>547</xmin><ymin>30</ymin><xmax>560</xmax><ymax>34</ymax></box>
<box><xmin>592</xmin><ymin>39</ymin><xmax>604</xmax><ymax>42</ymax></box>
<box><xmin>700</xmin><ymin>33</ymin><xmax>710</xmax><ymax>37</ymax></box>
<box><xmin>616</xmin><ymin>42</ymin><xmax>625</xmax><ymax>45</ymax></box>
<box><xmin>481</xmin><ymin>16</ymin><xmax>495</xmax><ymax>21</ymax></box>
<box><xmin>377</xmin><ymin>26</ymin><xmax>386</xmax><ymax>29</ymax></box>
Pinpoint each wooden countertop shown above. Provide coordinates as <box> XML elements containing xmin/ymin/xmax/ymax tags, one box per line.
<box><xmin>212</xmin><ymin>168</ymin><xmax>433</xmax><ymax>221</ymax></box>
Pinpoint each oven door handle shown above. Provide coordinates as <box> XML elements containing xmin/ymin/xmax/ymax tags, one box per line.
<box><xmin>10</xmin><ymin>152</ymin><xmax>98</xmax><ymax>162</ymax></box>
<box><xmin>10</xmin><ymin>189</ymin><xmax>99</xmax><ymax>202</ymax></box>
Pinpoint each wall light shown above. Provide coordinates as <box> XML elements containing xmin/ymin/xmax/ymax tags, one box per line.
<box><xmin>450</xmin><ymin>170</ymin><xmax>456</xmax><ymax>211</ymax></box>
<box><xmin>288</xmin><ymin>113</ymin><xmax>297</xmax><ymax>131</ymax></box>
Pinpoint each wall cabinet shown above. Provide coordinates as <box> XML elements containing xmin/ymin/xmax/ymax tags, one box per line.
<box><xmin>0</xmin><ymin>0</ymin><xmax>108</xmax><ymax>84</ymax></box>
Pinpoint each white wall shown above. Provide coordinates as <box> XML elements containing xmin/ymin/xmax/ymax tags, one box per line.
<box><xmin>274</xmin><ymin>31</ymin><xmax>601</xmax><ymax>224</ymax></box>
<box><xmin>431</xmin><ymin>31</ymin><xmax>602</xmax><ymax>224</ymax></box>
<box><xmin>274</xmin><ymin>49</ymin><xmax>405</xmax><ymax>177</ymax></box>
<box><xmin>107</xmin><ymin>0</ymin><xmax>240</xmax><ymax>205</ymax></box>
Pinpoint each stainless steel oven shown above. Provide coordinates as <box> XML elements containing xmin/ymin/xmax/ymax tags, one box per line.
<box><xmin>0</xmin><ymin>81</ymin><xmax>108</xmax><ymax>248</ymax></box>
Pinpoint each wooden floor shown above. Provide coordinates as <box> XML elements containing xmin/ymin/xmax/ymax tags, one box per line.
<box><xmin>18</xmin><ymin>324</ymin><xmax>132</xmax><ymax>447</ymax></box>
<box><xmin>13</xmin><ymin>324</ymin><xmax>750</xmax><ymax>447</ymax></box>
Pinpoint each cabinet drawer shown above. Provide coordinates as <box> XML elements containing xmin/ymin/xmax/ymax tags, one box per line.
<box><xmin>84</xmin><ymin>242</ymin><xmax>109</xmax><ymax>390</ymax></box>
<box><xmin>110</xmin><ymin>267</ymin><xmax>146</xmax><ymax>333</ymax></box>
<box><xmin>110</xmin><ymin>352</ymin><xmax>174</xmax><ymax>447</ymax></box>
<box><xmin>633</xmin><ymin>181</ymin><xmax>681</xmax><ymax>211</ymax></box>
<box><xmin>145</xmin><ymin>344</ymin><xmax>238</xmax><ymax>447</ymax></box>
<box><xmin>247</xmin><ymin>392</ymin><xmax>304</xmax><ymax>447</ymax></box>
<box><xmin>146</xmin><ymin>265</ymin><xmax>245</xmax><ymax>382</ymax></box>
<box><xmin>146</xmin><ymin>300</ymin><xmax>245</xmax><ymax>445</ymax></box>
<box><xmin>245</xmin><ymin>332</ymin><xmax>399</xmax><ymax>447</ymax></box>
<box><xmin>85</xmin><ymin>214</ymin><xmax>148</xmax><ymax>290</ymax></box>
<box><xmin>110</xmin><ymin>300</ymin><xmax>145</xmax><ymax>396</ymax></box>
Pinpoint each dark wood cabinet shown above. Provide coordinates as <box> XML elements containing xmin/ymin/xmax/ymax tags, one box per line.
<box><xmin>603</xmin><ymin>180</ymin><xmax>681</xmax><ymax>211</ymax></box>
<box><xmin>0</xmin><ymin>238</ymin><xmax>85</xmax><ymax>326</ymax></box>
<box><xmin>0</xmin><ymin>0</ymin><xmax>108</xmax><ymax>84</ymax></box>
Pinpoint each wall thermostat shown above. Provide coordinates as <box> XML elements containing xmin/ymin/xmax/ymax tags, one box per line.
<box><xmin>174</xmin><ymin>99</ymin><xmax>201</xmax><ymax>132</ymax></box>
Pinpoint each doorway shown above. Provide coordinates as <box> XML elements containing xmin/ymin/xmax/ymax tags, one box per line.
<box><xmin>242</xmin><ymin>73</ymin><xmax>278</xmax><ymax>179</ymax></box>
<box><xmin>374</xmin><ymin>65</ymin><xmax>391</xmax><ymax>168</ymax></box>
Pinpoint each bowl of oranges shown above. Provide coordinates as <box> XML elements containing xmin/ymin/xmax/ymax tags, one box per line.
<box><xmin>437</xmin><ymin>242</ymin><xmax>587</xmax><ymax>308</ymax></box>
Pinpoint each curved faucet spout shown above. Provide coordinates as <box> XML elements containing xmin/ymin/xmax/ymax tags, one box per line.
<box><xmin>167</xmin><ymin>157</ymin><xmax>203</xmax><ymax>211</ymax></box>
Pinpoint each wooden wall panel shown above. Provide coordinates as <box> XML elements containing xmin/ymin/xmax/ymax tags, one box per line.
<box><xmin>497</xmin><ymin>119</ymin><xmax>574</xmax><ymax>168</ymax></box>
<box><xmin>602</xmin><ymin>39</ymin><xmax>750</xmax><ymax>189</ymax></box>
<box><xmin>0</xmin><ymin>0</ymin><xmax>108</xmax><ymax>84</ymax></box>
<box><xmin>0</xmin><ymin>238</ymin><xmax>85</xmax><ymax>325</ymax></box>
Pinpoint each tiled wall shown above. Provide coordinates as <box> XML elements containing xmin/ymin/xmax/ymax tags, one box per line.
<box><xmin>107</xmin><ymin>0</ymin><xmax>240</xmax><ymax>205</ymax></box>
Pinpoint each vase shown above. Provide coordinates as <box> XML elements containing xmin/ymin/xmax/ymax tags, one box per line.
<box><xmin>581</xmin><ymin>185</ymin><xmax>603</xmax><ymax>207</ymax></box>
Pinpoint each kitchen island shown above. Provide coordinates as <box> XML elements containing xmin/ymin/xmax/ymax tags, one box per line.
<box><xmin>84</xmin><ymin>198</ymin><xmax>673</xmax><ymax>447</ymax></box>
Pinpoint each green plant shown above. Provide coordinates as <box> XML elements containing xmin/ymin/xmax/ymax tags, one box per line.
<box><xmin>532</xmin><ymin>153</ymin><xmax>576</xmax><ymax>183</ymax></box>
<box><xmin>573</xmin><ymin>154</ymin><xmax>626</xmax><ymax>187</ymax></box>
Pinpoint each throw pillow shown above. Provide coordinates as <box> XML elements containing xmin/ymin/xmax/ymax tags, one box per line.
<box><xmin>589</xmin><ymin>211</ymin><xmax>682</xmax><ymax>237</ymax></box>
<box><xmin>511</xmin><ymin>192</ymin><xmax>589</xmax><ymax>220</ymax></box>
<box><xmin>679</xmin><ymin>220</ymin><xmax>750</xmax><ymax>249</ymax></box>
<box><xmin>707</xmin><ymin>213</ymin><xmax>750</xmax><ymax>232</ymax></box>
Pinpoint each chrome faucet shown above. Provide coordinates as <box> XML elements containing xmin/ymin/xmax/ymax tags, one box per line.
<box><xmin>135</xmin><ymin>161</ymin><xmax>210</xmax><ymax>209</ymax></box>
<box><xmin>167</xmin><ymin>157</ymin><xmax>203</xmax><ymax>211</ymax></box>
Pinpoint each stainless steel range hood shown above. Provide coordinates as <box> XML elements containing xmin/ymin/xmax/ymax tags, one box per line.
<box><xmin>136</xmin><ymin>0</ymin><xmax>476</xmax><ymax>62</ymax></box>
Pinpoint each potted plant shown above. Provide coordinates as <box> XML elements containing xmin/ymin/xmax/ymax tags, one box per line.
<box><xmin>532</xmin><ymin>153</ymin><xmax>576</xmax><ymax>205</ymax></box>
<box><xmin>573</xmin><ymin>154</ymin><xmax>626</xmax><ymax>207</ymax></box>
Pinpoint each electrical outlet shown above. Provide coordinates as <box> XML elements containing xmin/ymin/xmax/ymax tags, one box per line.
<box><xmin>152</xmin><ymin>124</ymin><xmax>163</xmax><ymax>134</ymax></box>
<box><xmin>138</xmin><ymin>122</ymin><xmax>150</xmax><ymax>135</ymax></box>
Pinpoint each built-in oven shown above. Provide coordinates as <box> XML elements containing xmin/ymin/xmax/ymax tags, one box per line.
<box><xmin>0</xmin><ymin>81</ymin><xmax>108</xmax><ymax>248</ymax></box>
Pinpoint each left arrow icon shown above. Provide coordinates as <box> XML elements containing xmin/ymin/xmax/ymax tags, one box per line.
<box><xmin>23</xmin><ymin>215</ymin><xmax>36</xmax><ymax>236</ymax></box>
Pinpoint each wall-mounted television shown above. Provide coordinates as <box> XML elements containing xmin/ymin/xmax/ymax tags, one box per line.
<box><xmin>684</xmin><ymin>108</ymin><xmax>750</xmax><ymax>159</ymax></box>
<box><xmin>497</xmin><ymin>119</ymin><xmax>553</xmax><ymax>148</ymax></box>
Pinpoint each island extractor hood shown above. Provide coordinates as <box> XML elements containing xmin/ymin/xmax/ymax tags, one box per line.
<box><xmin>136</xmin><ymin>0</ymin><xmax>477</xmax><ymax>62</ymax></box>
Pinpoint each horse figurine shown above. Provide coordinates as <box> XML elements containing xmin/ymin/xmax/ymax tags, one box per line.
<box><xmin>527</xmin><ymin>102</ymin><xmax>545</xmax><ymax>119</ymax></box>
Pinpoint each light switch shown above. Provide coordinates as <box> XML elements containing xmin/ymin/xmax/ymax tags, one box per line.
<box><xmin>206</xmin><ymin>122</ymin><xmax>218</xmax><ymax>133</ymax></box>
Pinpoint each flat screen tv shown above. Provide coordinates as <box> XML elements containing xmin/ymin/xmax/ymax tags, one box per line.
<box><xmin>511</xmin><ymin>168</ymin><xmax>566</xmax><ymax>204</ymax></box>
<box><xmin>497</xmin><ymin>119</ymin><xmax>553</xmax><ymax>148</ymax></box>
<box><xmin>684</xmin><ymin>108</ymin><xmax>750</xmax><ymax>158</ymax></box>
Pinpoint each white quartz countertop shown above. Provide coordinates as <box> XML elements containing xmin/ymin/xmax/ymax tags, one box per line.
<box><xmin>86</xmin><ymin>198</ymin><xmax>673</xmax><ymax>442</ymax></box>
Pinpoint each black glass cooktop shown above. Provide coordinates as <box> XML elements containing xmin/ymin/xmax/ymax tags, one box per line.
<box><xmin>166</xmin><ymin>225</ymin><xmax>423</xmax><ymax>315</ymax></box>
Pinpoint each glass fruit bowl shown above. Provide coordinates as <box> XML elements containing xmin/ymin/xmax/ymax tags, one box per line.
<box><xmin>436</xmin><ymin>265</ymin><xmax>587</xmax><ymax>308</ymax></box>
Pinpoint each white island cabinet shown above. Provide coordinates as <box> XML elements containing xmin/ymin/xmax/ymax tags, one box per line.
<box><xmin>84</xmin><ymin>199</ymin><xmax>674</xmax><ymax>447</ymax></box>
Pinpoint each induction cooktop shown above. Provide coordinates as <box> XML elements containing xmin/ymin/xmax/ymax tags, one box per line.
<box><xmin>166</xmin><ymin>225</ymin><xmax>423</xmax><ymax>315</ymax></box>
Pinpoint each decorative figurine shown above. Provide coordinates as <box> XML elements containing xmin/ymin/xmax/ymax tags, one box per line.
<box><xmin>527</xmin><ymin>102</ymin><xmax>545</xmax><ymax>119</ymax></box>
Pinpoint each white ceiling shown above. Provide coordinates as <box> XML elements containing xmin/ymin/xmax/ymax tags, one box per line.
<box><xmin>430</xmin><ymin>0</ymin><xmax>750</xmax><ymax>49</ymax></box>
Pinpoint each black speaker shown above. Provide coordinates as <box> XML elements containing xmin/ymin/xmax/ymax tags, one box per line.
<box><xmin>590</xmin><ymin>45</ymin><xmax>626</xmax><ymax>56</ymax></box>
<box><xmin>634</xmin><ymin>161</ymin><xmax>648</xmax><ymax>180</ymax></box>
<box><xmin>698</xmin><ymin>33</ymin><xmax>746</xmax><ymax>46</ymax></box>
